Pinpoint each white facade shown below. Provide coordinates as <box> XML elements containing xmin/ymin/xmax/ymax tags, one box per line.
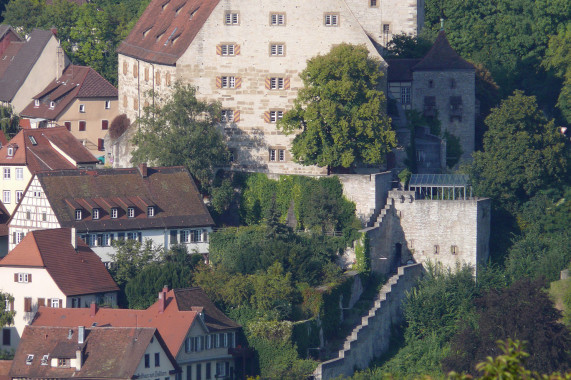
<box><xmin>0</xmin><ymin>165</ymin><xmax>32</xmax><ymax>214</ymax></box>
<box><xmin>133</xmin><ymin>333</ymin><xmax>179</xmax><ymax>380</ymax></box>
<box><xmin>0</xmin><ymin>266</ymin><xmax>117</xmax><ymax>350</ymax></box>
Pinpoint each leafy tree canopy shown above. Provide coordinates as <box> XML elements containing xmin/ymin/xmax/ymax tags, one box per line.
<box><xmin>383</xmin><ymin>33</ymin><xmax>434</xmax><ymax>59</ymax></box>
<box><xmin>543</xmin><ymin>22</ymin><xmax>571</xmax><ymax>123</ymax></box>
<box><xmin>278</xmin><ymin>43</ymin><xmax>396</xmax><ymax>169</ymax></box>
<box><xmin>469</xmin><ymin>90</ymin><xmax>569</xmax><ymax>209</ymax></box>
<box><xmin>131</xmin><ymin>83</ymin><xmax>230</xmax><ymax>190</ymax></box>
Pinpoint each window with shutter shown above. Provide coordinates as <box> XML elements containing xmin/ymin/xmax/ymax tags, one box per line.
<box><xmin>98</xmin><ymin>139</ymin><xmax>105</xmax><ymax>151</ymax></box>
<box><xmin>79</xmin><ymin>121</ymin><xmax>86</xmax><ymax>131</ymax></box>
<box><xmin>102</xmin><ymin>120</ymin><xmax>109</xmax><ymax>130</ymax></box>
<box><xmin>24</xmin><ymin>297</ymin><xmax>32</xmax><ymax>312</ymax></box>
<box><xmin>38</xmin><ymin>298</ymin><xmax>45</xmax><ymax>307</ymax></box>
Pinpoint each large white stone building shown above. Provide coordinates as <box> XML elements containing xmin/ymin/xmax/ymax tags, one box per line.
<box><xmin>110</xmin><ymin>0</ymin><xmax>423</xmax><ymax>174</ymax></box>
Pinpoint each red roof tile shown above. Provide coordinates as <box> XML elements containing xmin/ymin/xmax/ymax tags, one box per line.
<box><xmin>33</xmin><ymin>290</ymin><xmax>198</xmax><ymax>356</ymax></box>
<box><xmin>0</xmin><ymin>127</ymin><xmax>98</xmax><ymax>172</ymax></box>
<box><xmin>10</xmin><ymin>326</ymin><xmax>178</xmax><ymax>379</ymax></box>
<box><xmin>412</xmin><ymin>30</ymin><xmax>475</xmax><ymax>71</ymax></box>
<box><xmin>117</xmin><ymin>0</ymin><xmax>220</xmax><ymax>65</ymax></box>
<box><xmin>0</xmin><ymin>228</ymin><xmax>119</xmax><ymax>296</ymax></box>
<box><xmin>20</xmin><ymin>65</ymin><xmax>117</xmax><ymax>120</ymax></box>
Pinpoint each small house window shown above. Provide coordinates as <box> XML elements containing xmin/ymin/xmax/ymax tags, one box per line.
<box><xmin>428</xmin><ymin>79</ymin><xmax>434</xmax><ymax>88</ymax></box>
<box><xmin>269</xmin><ymin>110</ymin><xmax>283</xmax><ymax>122</ymax></box>
<box><xmin>370</xmin><ymin>0</ymin><xmax>377</xmax><ymax>6</ymax></box>
<box><xmin>57</xmin><ymin>358</ymin><xmax>70</xmax><ymax>368</ymax></box>
<box><xmin>147</xmin><ymin>206</ymin><xmax>154</xmax><ymax>217</ymax></box>
<box><xmin>220</xmin><ymin>44</ymin><xmax>235</xmax><ymax>56</ymax></box>
<box><xmin>220</xmin><ymin>76</ymin><xmax>236</xmax><ymax>88</ymax></box>
<box><xmin>75</xmin><ymin>209</ymin><xmax>82</xmax><ymax>220</ymax></box>
<box><xmin>17</xmin><ymin>273</ymin><xmax>30</xmax><ymax>283</ymax></box>
<box><xmin>79</xmin><ymin>121</ymin><xmax>86</xmax><ymax>131</ymax></box>
<box><xmin>111</xmin><ymin>208</ymin><xmax>118</xmax><ymax>218</ymax></box>
<box><xmin>324</xmin><ymin>13</ymin><xmax>339</xmax><ymax>26</ymax></box>
<box><xmin>79</xmin><ymin>104</ymin><xmax>85</xmax><ymax>113</ymax></box>
<box><xmin>270</xmin><ymin>43</ymin><xmax>285</xmax><ymax>56</ymax></box>
<box><xmin>221</xmin><ymin>109</ymin><xmax>234</xmax><ymax>123</ymax></box>
<box><xmin>26</xmin><ymin>355</ymin><xmax>33</xmax><ymax>365</ymax></box>
<box><xmin>400</xmin><ymin>87</ymin><xmax>411</xmax><ymax>105</ymax></box>
<box><xmin>49</xmin><ymin>101</ymin><xmax>55</xmax><ymax>109</ymax></box>
<box><xmin>270</xmin><ymin>13</ymin><xmax>285</xmax><ymax>25</ymax></box>
<box><xmin>3</xmin><ymin>191</ymin><xmax>10</xmax><ymax>204</ymax></box>
<box><xmin>93</xmin><ymin>208</ymin><xmax>100</xmax><ymax>220</ymax></box>
<box><xmin>451</xmin><ymin>245</ymin><xmax>458</xmax><ymax>255</ymax></box>
<box><xmin>434</xmin><ymin>245</ymin><xmax>439</xmax><ymax>254</ymax></box>
<box><xmin>270</xmin><ymin>77</ymin><xmax>285</xmax><ymax>90</ymax></box>
<box><xmin>41</xmin><ymin>355</ymin><xmax>48</xmax><ymax>365</ymax></box>
<box><xmin>224</xmin><ymin>11</ymin><xmax>239</xmax><ymax>25</ymax></box>
<box><xmin>450</xmin><ymin>78</ymin><xmax>456</xmax><ymax>89</ymax></box>
<box><xmin>102</xmin><ymin>120</ymin><xmax>109</xmax><ymax>130</ymax></box>
<box><xmin>7</xmin><ymin>147</ymin><xmax>13</xmax><ymax>157</ymax></box>
<box><xmin>3</xmin><ymin>168</ymin><xmax>10</xmax><ymax>179</ymax></box>
<box><xmin>64</xmin><ymin>122</ymin><xmax>71</xmax><ymax>131</ymax></box>
<box><xmin>34</xmin><ymin>99</ymin><xmax>40</xmax><ymax>107</ymax></box>
<box><xmin>51</xmin><ymin>299</ymin><xmax>60</xmax><ymax>308</ymax></box>
<box><xmin>16</xmin><ymin>191</ymin><xmax>23</xmax><ymax>202</ymax></box>
<box><xmin>105</xmin><ymin>100</ymin><xmax>111</xmax><ymax>109</ymax></box>
<box><xmin>127</xmin><ymin>207</ymin><xmax>135</xmax><ymax>218</ymax></box>
<box><xmin>144</xmin><ymin>354</ymin><xmax>150</xmax><ymax>368</ymax></box>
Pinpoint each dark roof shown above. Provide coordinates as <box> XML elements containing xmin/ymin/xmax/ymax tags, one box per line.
<box><xmin>0</xmin><ymin>29</ymin><xmax>55</xmax><ymax>102</ymax></box>
<box><xmin>20</xmin><ymin>65</ymin><xmax>117</xmax><ymax>120</ymax></box>
<box><xmin>0</xmin><ymin>200</ymin><xmax>10</xmax><ymax>237</ymax></box>
<box><xmin>33</xmin><ymin>166</ymin><xmax>214</xmax><ymax>232</ymax></box>
<box><xmin>10</xmin><ymin>326</ymin><xmax>177</xmax><ymax>379</ymax></box>
<box><xmin>174</xmin><ymin>288</ymin><xmax>240</xmax><ymax>331</ymax></box>
<box><xmin>409</xmin><ymin>173</ymin><xmax>469</xmax><ymax>187</ymax></box>
<box><xmin>386</xmin><ymin>58</ymin><xmax>420</xmax><ymax>82</ymax></box>
<box><xmin>117</xmin><ymin>0</ymin><xmax>220</xmax><ymax>65</ymax></box>
<box><xmin>412</xmin><ymin>30</ymin><xmax>475</xmax><ymax>71</ymax></box>
<box><xmin>0</xmin><ymin>127</ymin><xmax>98</xmax><ymax>172</ymax></box>
<box><xmin>0</xmin><ymin>228</ymin><xmax>119</xmax><ymax>296</ymax></box>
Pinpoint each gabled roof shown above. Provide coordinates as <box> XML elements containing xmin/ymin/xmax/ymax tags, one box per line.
<box><xmin>32</xmin><ymin>166</ymin><xmax>214</xmax><ymax>232</ymax></box>
<box><xmin>0</xmin><ymin>228</ymin><xmax>119</xmax><ymax>296</ymax></box>
<box><xmin>0</xmin><ymin>127</ymin><xmax>98</xmax><ymax>172</ymax></box>
<box><xmin>173</xmin><ymin>288</ymin><xmax>240</xmax><ymax>331</ymax></box>
<box><xmin>412</xmin><ymin>30</ymin><xmax>475</xmax><ymax>71</ymax></box>
<box><xmin>10</xmin><ymin>326</ymin><xmax>177</xmax><ymax>379</ymax></box>
<box><xmin>0</xmin><ymin>29</ymin><xmax>55</xmax><ymax>102</ymax></box>
<box><xmin>20</xmin><ymin>65</ymin><xmax>117</xmax><ymax>120</ymax></box>
<box><xmin>117</xmin><ymin>0</ymin><xmax>220</xmax><ymax>65</ymax></box>
<box><xmin>32</xmin><ymin>289</ymin><xmax>200</xmax><ymax>356</ymax></box>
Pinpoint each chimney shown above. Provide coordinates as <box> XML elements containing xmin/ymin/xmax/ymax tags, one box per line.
<box><xmin>75</xmin><ymin>349</ymin><xmax>82</xmax><ymax>371</ymax></box>
<box><xmin>90</xmin><ymin>301</ymin><xmax>97</xmax><ymax>317</ymax></box>
<box><xmin>78</xmin><ymin>326</ymin><xmax>85</xmax><ymax>344</ymax></box>
<box><xmin>138</xmin><ymin>163</ymin><xmax>148</xmax><ymax>178</ymax></box>
<box><xmin>162</xmin><ymin>285</ymin><xmax>168</xmax><ymax>294</ymax></box>
<box><xmin>158</xmin><ymin>291</ymin><xmax>165</xmax><ymax>313</ymax></box>
<box><xmin>71</xmin><ymin>228</ymin><xmax>77</xmax><ymax>250</ymax></box>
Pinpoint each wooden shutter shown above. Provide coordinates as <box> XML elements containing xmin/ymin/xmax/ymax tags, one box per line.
<box><xmin>102</xmin><ymin>120</ymin><xmax>109</xmax><ymax>130</ymax></box>
<box><xmin>233</xmin><ymin>110</ymin><xmax>240</xmax><ymax>122</ymax></box>
<box><xmin>47</xmin><ymin>298</ymin><xmax>52</xmax><ymax>307</ymax></box>
<box><xmin>28</xmin><ymin>274</ymin><xmax>32</xmax><ymax>283</ymax></box>
<box><xmin>234</xmin><ymin>44</ymin><xmax>240</xmax><ymax>55</ymax></box>
<box><xmin>10</xmin><ymin>300</ymin><xmax>13</xmax><ymax>311</ymax></box>
<box><xmin>38</xmin><ymin>298</ymin><xmax>45</xmax><ymax>307</ymax></box>
<box><xmin>235</xmin><ymin>77</ymin><xmax>242</xmax><ymax>89</ymax></box>
<box><xmin>263</xmin><ymin>111</ymin><xmax>271</xmax><ymax>123</ymax></box>
<box><xmin>59</xmin><ymin>299</ymin><xmax>62</xmax><ymax>308</ymax></box>
<box><xmin>98</xmin><ymin>139</ymin><xmax>104</xmax><ymax>151</ymax></box>
<box><xmin>216</xmin><ymin>77</ymin><xmax>222</xmax><ymax>88</ymax></box>
<box><xmin>216</xmin><ymin>45</ymin><xmax>222</xmax><ymax>55</ymax></box>
<box><xmin>265</xmin><ymin>78</ymin><xmax>271</xmax><ymax>89</ymax></box>
<box><xmin>64</xmin><ymin>121</ymin><xmax>71</xmax><ymax>131</ymax></box>
<box><xmin>14</xmin><ymin>273</ymin><xmax>17</xmax><ymax>282</ymax></box>
<box><xmin>12</xmin><ymin>233</ymin><xmax>16</xmax><ymax>244</ymax></box>
<box><xmin>24</xmin><ymin>297</ymin><xmax>31</xmax><ymax>312</ymax></box>
<box><xmin>284</xmin><ymin>77</ymin><xmax>290</xmax><ymax>89</ymax></box>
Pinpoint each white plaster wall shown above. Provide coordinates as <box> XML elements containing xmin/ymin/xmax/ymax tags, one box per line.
<box><xmin>133</xmin><ymin>332</ymin><xmax>177</xmax><ymax>379</ymax></box>
<box><xmin>0</xmin><ymin>267</ymin><xmax>66</xmax><ymax>348</ymax></box>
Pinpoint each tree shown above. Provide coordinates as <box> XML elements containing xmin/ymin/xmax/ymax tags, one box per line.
<box><xmin>131</xmin><ymin>83</ymin><xmax>229</xmax><ymax>190</ymax></box>
<box><xmin>543</xmin><ymin>23</ymin><xmax>571</xmax><ymax>123</ymax></box>
<box><xmin>278</xmin><ymin>43</ymin><xmax>396</xmax><ymax>169</ymax></box>
<box><xmin>443</xmin><ymin>279</ymin><xmax>571</xmax><ymax>375</ymax></box>
<box><xmin>0</xmin><ymin>105</ymin><xmax>20</xmax><ymax>139</ymax></box>
<box><xmin>384</xmin><ymin>33</ymin><xmax>434</xmax><ymax>59</ymax></box>
<box><xmin>108</xmin><ymin>239</ymin><xmax>161</xmax><ymax>289</ymax></box>
<box><xmin>469</xmin><ymin>90</ymin><xmax>569</xmax><ymax>209</ymax></box>
<box><xmin>0</xmin><ymin>293</ymin><xmax>15</xmax><ymax>327</ymax></box>
<box><xmin>1</xmin><ymin>0</ymin><xmax>45</xmax><ymax>34</ymax></box>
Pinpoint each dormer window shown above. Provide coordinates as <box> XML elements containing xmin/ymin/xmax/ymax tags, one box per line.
<box><xmin>127</xmin><ymin>207</ymin><xmax>135</xmax><ymax>218</ymax></box>
<box><xmin>49</xmin><ymin>101</ymin><xmax>55</xmax><ymax>109</ymax></box>
<box><xmin>111</xmin><ymin>208</ymin><xmax>118</xmax><ymax>218</ymax></box>
<box><xmin>26</xmin><ymin>355</ymin><xmax>33</xmax><ymax>365</ymax></box>
<box><xmin>147</xmin><ymin>206</ymin><xmax>154</xmax><ymax>217</ymax></box>
<box><xmin>41</xmin><ymin>355</ymin><xmax>48</xmax><ymax>365</ymax></box>
<box><xmin>79</xmin><ymin>104</ymin><xmax>85</xmax><ymax>113</ymax></box>
<box><xmin>75</xmin><ymin>209</ymin><xmax>82</xmax><ymax>220</ymax></box>
<box><xmin>57</xmin><ymin>358</ymin><xmax>70</xmax><ymax>368</ymax></box>
<box><xmin>34</xmin><ymin>99</ymin><xmax>40</xmax><ymax>107</ymax></box>
<box><xmin>93</xmin><ymin>208</ymin><xmax>100</xmax><ymax>220</ymax></box>
<box><xmin>7</xmin><ymin>145</ymin><xmax>15</xmax><ymax>157</ymax></box>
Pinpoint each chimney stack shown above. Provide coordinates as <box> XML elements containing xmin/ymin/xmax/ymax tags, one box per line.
<box><xmin>158</xmin><ymin>291</ymin><xmax>165</xmax><ymax>313</ymax></box>
<box><xmin>138</xmin><ymin>163</ymin><xmax>148</xmax><ymax>178</ymax></box>
<box><xmin>78</xmin><ymin>326</ymin><xmax>85</xmax><ymax>344</ymax></box>
<box><xmin>75</xmin><ymin>349</ymin><xmax>82</xmax><ymax>371</ymax></box>
<box><xmin>71</xmin><ymin>228</ymin><xmax>77</xmax><ymax>250</ymax></box>
<box><xmin>90</xmin><ymin>301</ymin><xmax>97</xmax><ymax>317</ymax></box>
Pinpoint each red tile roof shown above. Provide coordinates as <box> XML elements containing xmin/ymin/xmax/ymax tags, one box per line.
<box><xmin>33</xmin><ymin>290</ymin><xmax>199</xmax><ymax>356</ymax></box>
<box><xmin>173</xmin><ymin>288</ymin><xmax>240</xmax><ymax>331</ymax></box>
<box><xmin>32</xmin><ymin>166</ymin><xmax>214</xmax><ymax>232</ymax></box>
<box><xmin>117</xmin><ymin>0</ymin><xmax>220</xmax><ymax>65</ymax></box>
<box><xmin>0</xmin><ymin>127</ymin><xmax>98</xmax><ymax>172</ymax></box>
<box><xmin>0</xmin><ymin>360</ymin><xmax>11</xmax><ymax>380</ymax></box>
<box><xmin>0</xmin><ymin>228</ymin><xmax>119</xmax><ymax>296</ymax></box>
<box><xmin>412</xmin><ymin>30</ymin><xmax>475</xmax><ymax>71</ymax></box>
<box><xmin>10</xmin><ymin>326</ymin><xmax>178</xmax><ymax>379</ymax></box>
<box><xmin>20</xmin><ymin>65</ymin><xmax>117</xmax><ymax>120</ymax></box>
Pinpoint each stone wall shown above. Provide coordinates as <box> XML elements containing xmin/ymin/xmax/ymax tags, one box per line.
<box><xmin>337</xmin><ymin>172</ymin><xmax>393</xmax><ymax>226</ymax></box>
<box><xmin>412</xmin><ymin>69</ymin><xmax>476</xmax><ymax>164</ymax></box>
<box><xmin>313</xmin><ymin>263</ymin><xmax>424</xmax><ymax>380</ymax></box>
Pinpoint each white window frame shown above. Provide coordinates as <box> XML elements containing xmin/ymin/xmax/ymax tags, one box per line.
<box><xmin>324</xmin><ymin>13</ymin><xmax>339</xmax><ymax>26</ymax></box>
<box><xmin>3</xmin><ymin>191</ymin><xmax>10</xmax><ymax>204</ymax></box>
<box><xmin>269</xmin><ymin>149</ymin><xmax>276</xmax><ymax>162</ymax></box>
<box><xmin>49</xmin><ymin>101</ymin><xmax>55</xmax><ymax>109</ymax></box>
<box><xmin>221</xmin><ymin>109</ymin><xmax>234</xmax><ymax>123</ymax></box>
<box><xmin>51</xmin><ymin>299</ymin><xmax>60</xmax><ymax>308</ymax></box>
<box><xmin>269</xmin><ymin>110</ymin><xmax>283</xmax><ymax>122</ymax></box>
<box><xmin>278</xmin><ymin>149</ymin><xmax>285</xmax><ymax>162</ymax></box>
<box><xmin>147</xmin><ymin>206</ymin><xmax>154</xmax><ymax>217</ymax></box>
<box><xmin>93</xmin><ymin>208</ymin><xmax>100</xmax><ymax>220</ymax></box>
<box><xmin>7</xmin><ymin>147</ymin><xmax>13</xmax><ymax>157</ymax></box>
<box><xmin>15</xmin><ymin>232</ymin><xmax>24</xmax><ymax>244</ymax></box>
<box><xmin>127</xmin><ymin>207</ymin><xmax>135</xmax><ymax>218</ymax></box>
<box><xmin>15</xmin><ymin>168</ymin><xmax>23</xmax><ymax>180</ymax></box>
<box><xmin>111</xmin><ymin>208</ymin><xmax>118</xmax><ymax>218</ymax></box>
<box><xmin>34</xmin><ymin>99</ymin><xmax>40</xmax><ymax>107</ymax></box>
<box><xmin>224</xmin><ymin>12</ymin><xmax>239</xmax><ymax>25</ymax></box>
<box><xmin>270</xmin><ymin>44</ymin><xmax>285</xmax><ymax>56</ymax></box>
<box><xmin>221</xmin><ymin>76</ymin><xmax>236</xmax><ymax>89</ymax></box>
<box><xmin>400</xmin><ymin>87</ymin><xmax>411</xmax><ymax>105</ymax></box>
<box><xmin>270</xmin><ymin>77</ymin><xmax>284</xmax><ymax>90</ymax></box>
<box><xmin>221</xmin><ymin>44</ymin><xmax>235</xmax><ymax>56</ymax></box>
<box><xmin>17</xmin><ymin>273</ymin><xmax>30</xmax><ymax>283</ymax></box>
<box><xmin>105</xmin><ymin>100</ymin><xmax>111</xmax><ymax>109</ymax></box>
<box><xmin>79</xmin><ymin>104</ymin><xmax>85</xmax><ymax>113</ymax></box>
<box><xmin>216</xmin><ymin>362</ymin><xmax>226</xmax><ymax>377</ymax></box>
<box><xmin>75</xmin><ymin>209</ymin><xmax>82</xmax><ymax>220</ymax></box>
<box><xmin>16</xmin><ymin>190</ymin><xmax>23</xmax><ymax>202</ymax></box>
<box><xmin>270</xmin><ymin>13</ymin><xmax>285</xmax><ymax>26</ymax></box>
<box><xmin>3</xmin><ymin>168</ymin><xmax>10</xmax><ymax>180</ymax></box>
